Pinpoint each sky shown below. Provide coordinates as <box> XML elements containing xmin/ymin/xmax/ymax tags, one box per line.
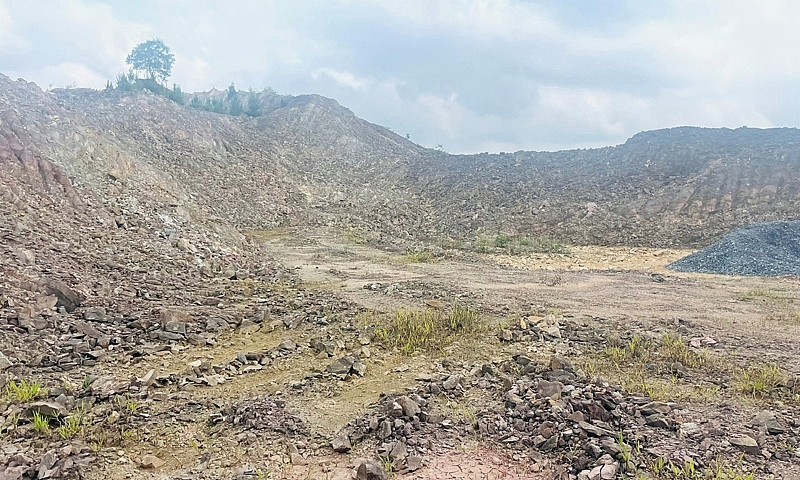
<box><xmin>1</xmin><ymin>0</ymin><xmax>799</xmax><ymax>153</ymax></box>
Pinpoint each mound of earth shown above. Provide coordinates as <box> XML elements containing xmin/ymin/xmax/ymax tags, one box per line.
<box><xmin>667</xmin><ymin>220</ymin><xmax>800</xmax><ymax>276</ymax></box>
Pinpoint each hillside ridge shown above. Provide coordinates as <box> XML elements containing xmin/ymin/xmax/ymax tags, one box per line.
<box><xmin>3</xmin><ymin>73</ymin><xmax>800</xmax><ymax>249</ymax></box>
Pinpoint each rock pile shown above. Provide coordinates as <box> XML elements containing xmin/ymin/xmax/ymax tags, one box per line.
<box><xmin>213</xmin><ymin>395</ymin><xmax>306</xmax><ymax>438</ymax></box>
<box><xmin>668</xmin><ymin>221</ymin><xmax>800</xmax><ymax>276</ymax></box>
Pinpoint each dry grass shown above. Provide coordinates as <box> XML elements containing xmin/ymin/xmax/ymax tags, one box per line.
<box><xmin>398</xmin><ymin>250</ymin><xmax>438</xmax><ymax>264</ymax></box>
<box><xmin>374</xmin><ymin>304</ymin><xmax>484</xmax><ymax>355</ymax></box>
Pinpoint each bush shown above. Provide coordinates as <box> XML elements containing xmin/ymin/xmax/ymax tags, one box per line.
<box><xmin>169</xmin><ymin>84</ymin><xmax>185</xmax><ymax>105</ymax></box>
<box><xmin>246</xmin><ymin>89</ymin><xmax>262</xmax><ymax>117</ymax></box>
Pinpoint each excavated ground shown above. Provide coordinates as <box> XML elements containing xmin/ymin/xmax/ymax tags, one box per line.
<box><xmin>4</xmin><ymin>224</ymin><xmax>800</xmax><ymax>480</ymax></box>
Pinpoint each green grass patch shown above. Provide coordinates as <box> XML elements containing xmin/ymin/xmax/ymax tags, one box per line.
<box><xmin>57</xmin><ymin>409</ymin><xmax>85</xmax><ymax>439</ymax></box>
<box><xmin>401</xmin><ymin>250</ymin><xmax>437</xmax><ymax>264</ymax></box>
<box><xmin>6</xmin><ymin>380</ymin><xmax>45</xmax><ymax>402</ymax></box>
<box><xmin>734</xmin><ymin>364</ymin><xmax>785</xmax><ymax>398</ymax></box>
<box><xmin>32</xmin><ymin>412</ymin><xmax>50</xmax><ymax>435</ymax></box>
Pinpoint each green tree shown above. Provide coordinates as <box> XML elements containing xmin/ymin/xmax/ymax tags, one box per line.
<box><xmin>126</xmin><ymin>39</ymin><xmax>175</xmax><ymax>84</ymax></box>
<box><xmin>228</xmin><ymin>83</ymin><xmax>242</xmax><ymax>115</ymax></box>
<box><xmin>210</xmin><ymin>98</ymin><xmax>227</xmax><ymax>114</ymax></box>
<box><xmin>246</xmin><ymin>88</ymin><xmax>262</xmax><ymax>117</ymax></box>
<box><xmin>115</xmin><ymin>72</ymin><xmax>134</xmax><ymax>91</ymax></box>
<box><xmin>169</xmin><ymin>84</ymin><xmax>185</xmax><ymax>105</ymax></box>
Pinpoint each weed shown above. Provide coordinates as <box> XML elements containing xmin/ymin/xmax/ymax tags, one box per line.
<box><xmin>6</xmin><ymin>380</ymin><xmax>45</xmax><ymax>402</ymax></box>
<box><xmin>402</xmin><ymin>250</ymin><xmax>436</xmax><ymax>263</ymax></box>
<box><xmin>604</xmin><ymin>335</ymin><xmax>649</xmax><ymax>363</ymax></box>
<box><xmin>375</xmin><ymin>303</ymin><xmax>483</xmax><ymax>355</ymax></box>
<box><xmin>448</xmin><ymin>303</ymin><xmax>480</xmax><ymax>331</ymax></box>
<box><xmin>659</xmin><ymin>334</ymin><xmax>706</xmax><ymax>368</ymax></box>
<box><xmin>706</xmin><ymin>458</ymin><xmax>755</xmax><ymax>480</ymax></box>
<box><xmin>737</xmin><ymin>289</ymin><xmax>788</xmax><ymax>303</ymax></box>
<box><xmin>32</xmin><ymin>412</ymin><xmax>50</xmax><ymax>435</ymax></box>
<box><xmin>652</xmin><ymin>456</ymin><xmax>667</xmax><ymax>475</ymax></box>
<box><xmin>82</xmin><ymin>376</ymin><xmax>94</xmax><ymax>390</ymax></box>
<box><xmin>57</xmin><ymin>409</ymin><xmax>85</xmax><ymax>439</ymax></box>
<box><xmin>616</xmin><ymin>431</ymin><xmax>634</xmax><ymax>470</ymax></box>
<box><xmin>115</xmin><ymin>393</ymin><xmax>138</xmax><ymax>414</ymax></box>
<box><xmin>255</xmin><ymin>469</ymin><xmax>272</xmax><ymax>480</ymax></box>
<box><xmin>735</xmin><ymin>364</ymin><xmax>785</xmax><ymax>398</ymax></box>
<box><xmin>378</xmin><ymin>455</ymin><xmax>395</xmax><ymax>475</ymax></box>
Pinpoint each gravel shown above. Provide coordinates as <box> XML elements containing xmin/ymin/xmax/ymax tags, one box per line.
<box><xmin>667</xmin><ymin>220</ymin><xmax>800</xmax><ymax>276</ymax></box>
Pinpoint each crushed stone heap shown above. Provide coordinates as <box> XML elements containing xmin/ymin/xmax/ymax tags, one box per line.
<box><xmin>667</xmin><ymin>220</ymin><xmax>800</xmax><ymax>276</ymax></box>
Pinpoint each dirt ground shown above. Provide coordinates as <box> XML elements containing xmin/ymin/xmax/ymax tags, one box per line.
<box><xmin>77</xmin><ymin>228</ymin><xmax>800</xmax><ymax>479</ymax></box>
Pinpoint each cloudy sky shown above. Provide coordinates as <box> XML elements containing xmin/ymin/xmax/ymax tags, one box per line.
<box><xmin>1</xmin><ymin>0</ymin><xmax>798</xmax><ymax>152</ymax></box>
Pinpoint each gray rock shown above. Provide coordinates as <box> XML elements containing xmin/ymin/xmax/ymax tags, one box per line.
<box><xmin>389</xmin><ymin>440</ymin><xmax>408</xmax><ymax>462</ymax></box>
<box><xmin>278</xmin><ymin>338</ymin><xmax>297</xmax><ymax>351</ymax></box>
<box><xmin>82</xmin><ymin>307</ymin><xmax>106</xmax><ymax>322</ymax></box>
<box><xmin>752</xmin><ymin>410</ymin><xmax>785</xmax><ymax>435</ymax></box>
<box><xmin>730</xmin><ymin>435</ymin><xmax>760</xmax><ymax>455</ymax></box>
<box><xmin>395</xmin><ymin>396</ymin><xmax>421</xmax><ymax>417</ymax></box>
<box><xmin>355</xmin><ymin>459</ymin><xmax>388</xmax><ymax>480</ymax></box>
<box><xmin>331</xmin><ymin>434</ymin><xmax>351</xmax><ymax>453</ymax></box>
<box><xmin>37</xmin><ymin>450</ymin><xmax>56</xmax><ymax>479</ymax></box>
<box><xmin>0</xmin><ymin>353</ymin><xmax>12</xmax><ymax>371</ymax></box>
<box><xmin>164</xmin><ymin>321</ymin><xmax>186</xmax><ymax>335</ymax></box>
<box><xmin>327</xmin><ymin>355</ymin><xmax>355</xmax><ymax>375</ymax></box>
<box><xmin>28</xmin><ymin>401</ymin><xmax>66</xmax><ymax>418</ymax></box>
<box><xmin>537</xmin><ymin>380</ymin><xmax>563</xmax><ymax>400</ymax></box>
<box><xmin>442</xmin><ymin>375</ymin><xmax>460</xmax><ymax>390</ymax></box>
<box><xmin>352</xmin><ymin>361</ymin><xmax>366</xmax><ymax>376</ymax></box>
<box><xmin>640</xmin><ymin>401</ymin><xmax>671</xmax><ymax>416</ymax></box>
<box><xmin>578</xmin><ymin>421</ymin><xmax>614</xmax><ymax>437</ymax></box>
<box><xmin>406</xmin><ymin>455</ymin><xmax>422</xmax><ymax>471</ymax></box>
<box><xmin>140</xmin><ymin>454</ymin><xmax>165</xmax><ymax>469</ymax></box>
<box><xmin>158</xmin><ymin>331</ymin><xmax>184</xmax><ymax>342</ymax></box>
<box><xmin>645</xmin><ymin>414</ymin><xmax>671</xmax><ymax>429</ymax></box>
<box><xmin>549</xmin><ymin>355</ymin><xmax>573</xmax><ymax>371</ymax></box>
<box><xmin>377</xmin><ymin>419</ymin><xmax>392</xmax><ymax>439</ymax></box>
<box><xmin>42</xmin><ymin>279</ymin><xmax>85</xmax><ymax>313</ymax></box>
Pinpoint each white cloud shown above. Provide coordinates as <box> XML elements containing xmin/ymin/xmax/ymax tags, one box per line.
<box><xmin>362</xmin><ymin>0</ymin><xmax>560</xmax><ymax>42</ymax></box>
<box><xmin>2</xmin><ymin>0</ymin><xmax>799</xmax><ymax>152</ymax></box>
<box><xmin>312</xmin><ymin>68</ymin><xmax>373</xmax><ymax>90</ymax></box>
<box><xmin>39</xmin><ymin>62</ymin><xmax>108</xmax><ymax>89</ymax></box>
<box><xmin>0</xmin><ymin>1</ymin><xmax>30</xmax><ymax>54</ymax></box>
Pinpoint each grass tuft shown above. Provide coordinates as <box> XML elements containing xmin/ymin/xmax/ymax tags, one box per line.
<box><xmin>735</xmin><ymin>364</ymin><xmax>785</xmax><ymax>398</ymax></box>
<box><xmin>6</xmin><ymin>380</ymin><xmax>44</xmax><ymax>402</ymax></box>
<box><xmin>402</xmin><ymin>250</ymin><xmax>437</xmax><ymax>263</ymax></box>
<box><xmin>375</xmin><ymin>303</ymin><xmax>483</xmax><ymax>355</ymax></box>
<box><xmin>32</xmin><ymin>412</ymin><xmax>50</xmax><ymax>435</ymax></box>
<box><xmin>57</xmin><ymin>409</ymin><xmax>85</xmax><ymax>439</ymax></box>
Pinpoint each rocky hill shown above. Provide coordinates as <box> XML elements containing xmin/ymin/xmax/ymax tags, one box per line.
<box><xmin>3</xmin><ymin>73</ymin><xmax>800</xmax><ymax>250</ymax></box>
